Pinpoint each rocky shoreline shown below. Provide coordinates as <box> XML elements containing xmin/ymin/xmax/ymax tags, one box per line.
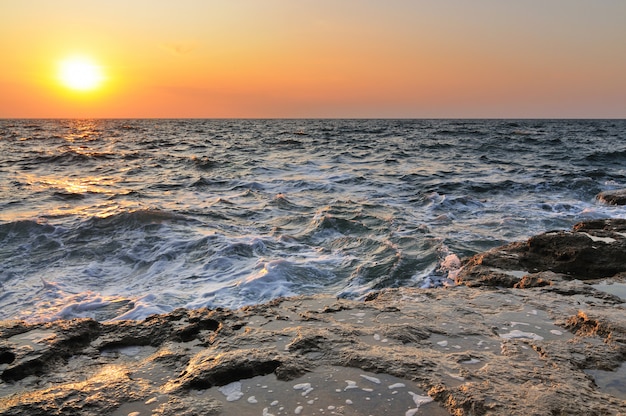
<box><xmin>2</xmin><ymin>218</ymin><xmax>626</xmax><ymax>415</ymax></box>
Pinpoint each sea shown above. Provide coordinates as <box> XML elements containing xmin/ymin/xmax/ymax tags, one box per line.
<box><xmin>1</xmin><ymin>119</ymin><xmax>625</xmax><ymax>322</ymax></box>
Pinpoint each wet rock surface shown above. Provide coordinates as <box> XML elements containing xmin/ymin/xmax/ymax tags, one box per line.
<box><xmin>2</xmin><ymin>219</ymin><xmax>626</xmax><ymax>415</ymax></box>
<box><xmin>597</xmin><ymin>189</ymin><xmax>626</xmax><ymax>206</ymax></box>
<box><xmin>456</xmin><ymin>218</ymin><xmax>626</xmax><ymax>286</ymax></box>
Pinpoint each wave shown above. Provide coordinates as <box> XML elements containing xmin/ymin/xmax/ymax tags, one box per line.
<box><xmin>304</xmin><ymin>214</ymin><xmax>370</xmax><ymax>240</ymax></box>
<box><xmin>2</xmin><ymin>118</ymin><xmax>626</xmax><ymax>322</ymax></box>
<box><xmin>584</xmin><ymin>149</ymin><xmax>626</xmax><ymax>163</ymax></box>
<box><xmin>28</xmin><ymin>149</ymin><xmax>115</xmax><ymax>166</ymax></box>
<box><xmin>190</xmin><ymin>177</ymin><xmax>231</xmax><ymax>189</ymax></box>
<box><xmin>189</xmin><ymin>155</ymin><xmax>219</xmax><ymax>170</ymax></box>
<box><xmin>268</xmin><ymin>193</ymin><xmax>301</xmax><ymax>210</ymax></box>
<box><xmin>52</xmin><ymin>191</ymin><xmax>87</xmax><ymax>201</ymax></box>
<box><xmin>272</xmin><ymin>139</ymin><xmax>304</xmax><ymax>146</ymax></box>
<box><xmin>0</xmin><ymin>219</ymin><xmax>56</xmax><ymax>240</ymax></box>
<box><xmin>82</xmin><ymin>209</ymin><xmax>195</xmax><ymax>231</ymax></box>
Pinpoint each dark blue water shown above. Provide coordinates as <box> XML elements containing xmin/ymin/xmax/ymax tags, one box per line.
<box><xmin>1</xmin><ymin>119</ymin><xmax>624</xmax><ymax>321</ymax></box>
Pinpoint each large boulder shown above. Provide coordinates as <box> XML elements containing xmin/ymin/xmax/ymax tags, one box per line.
<box><xmin>597</xmin><ymin>189</ymin><xmax>626</xmax><ymax>205</ymax></box>
<box><xmin>456</xmin><ymin>219</ymin><xmax>626</xmax><ymax>287</ymax></box>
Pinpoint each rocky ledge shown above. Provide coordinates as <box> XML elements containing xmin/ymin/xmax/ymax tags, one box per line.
<box><xmin>597</xmin><ymin>189</ymin><xmax>626</xmax><ymax>206</ymax></box>
<box><xmin>2</xmin><ymin>220</ymin><xmax>626</xmax><ymax>415</ymax></box>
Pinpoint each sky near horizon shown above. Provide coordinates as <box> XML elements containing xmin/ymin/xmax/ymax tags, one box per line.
<box><xmin>1</xmin><ymin>0</ymin><xmax>625</xmax><ymax>118</ymax></box>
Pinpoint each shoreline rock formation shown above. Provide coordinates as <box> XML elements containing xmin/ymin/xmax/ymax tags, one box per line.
<box><xmin>597</xmin><ymin>189</ymin><xmax>626</xmax><ymax>206</ymax></box>
<box><xmin>456</xmin><ymin>218</ymin><xmax>626</xmax><ymax>287</ymax></box>
<box><xmin>2</xmin><ymin>219</ymin><xmax>626</xmax><ymax>415</ymax></box>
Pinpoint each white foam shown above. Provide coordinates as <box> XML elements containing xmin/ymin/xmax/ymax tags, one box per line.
<box><xmin>294</xmin><ymin>405</ymin><xmax>303</xmax><ymax>414</ymax></box>
<box><xmin>111</xmin><ymin>301</ymin><xmax>168</xmax><ymax>321</ymax></box>
<box><xmin>388</xmin><ymin>383</ymin><xmax>406</xmax><ymax>389</ymax></box>
<box><xmin>550</xmin><ymin>329</ymin><xmax>563</xmax><ymax>335</ymax></box>
<box><xmin>247</xmin><ymin>396</ymin><xmax>258</xmax><ymax>404</ymax></box>
<box><xmin>499</xmin><ymin>329</ymin><xmax>544</xmax><ymax>341</ymax></box>
<box><xmin>344</xmin><ymin>380</ymin><xmax>358</xmax><ymax>390</ymax></box>
<box><xmin>441</xmin><ymin>253</ymin><xmax>461</xmax><ymax>270</ymax></box>
<box><xmin>360</xmin><ymin>374</ymin><xmax>381</xmax><ymax>384</ymax></box>
<box><xmin>437</xmin><ymin>340</ymin><xmax>448</xmax><ymax>347</ymax></box>
<box><xmin>293</xmin><ymin>382</ymin><xmax>314</xmax><ymax>396</ymax></box>
<box><xmin>406</xmin><ymin>392</ymin><xmax>434</xmax><ymax>416</ymax></box>
<box><xmin>218</xmin><ymin>381</ymin><xmax>244</xmax><ymax>402</ymax></box>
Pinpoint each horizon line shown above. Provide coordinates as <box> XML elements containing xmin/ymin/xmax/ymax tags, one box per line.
<box><xmin>2</xmin><ymin>117</ymin><xmax>625</xmax><ymax>121</ymax></box>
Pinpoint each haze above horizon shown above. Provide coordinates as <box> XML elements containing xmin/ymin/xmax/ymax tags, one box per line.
<box><xmin>1</xmin><ymin>0</ymin><xmax>625</xmax><ymax>119</ymax></box>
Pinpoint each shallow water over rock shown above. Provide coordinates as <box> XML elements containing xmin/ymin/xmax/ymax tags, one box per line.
<box><xmin>592</xmin><ymin>280</ymin><xmax>626</xmax><ymax>302</ymax></box>
<box><xmin>586</xmin><ymin>363</ymin><xmax>626</xmax><ymax>400</ymax></box>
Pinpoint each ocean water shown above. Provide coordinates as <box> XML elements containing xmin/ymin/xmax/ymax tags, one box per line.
<box><xmin>1</xmin><ymin>119</ymin><xmax>625</xmax><ymax>322</ymax></box>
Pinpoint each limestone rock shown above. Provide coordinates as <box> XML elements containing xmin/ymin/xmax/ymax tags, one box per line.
<box><xmin>597</xmin><ymin>189</ymin><xmax>626</xmax><ymax>205</ymax></box>
<box><xmin>456</xmin><ymin>218</ymin><xmax>626</xmax><ymax>287</ymax></box>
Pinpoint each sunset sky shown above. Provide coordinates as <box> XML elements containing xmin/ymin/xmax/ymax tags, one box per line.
<box><xmin>1</xmin><ymin>0</ymin><xmax>625</xmax><ymax>118</ymax></box>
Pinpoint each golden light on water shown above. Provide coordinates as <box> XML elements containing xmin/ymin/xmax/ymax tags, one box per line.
<box><xmin>58</xmin><ymin>57</ymin><xmax>104</xmax><ymax>92</ymax></box>
<box><xmin>0</xmin><ymin>172</ymin><xmax>131</xmax><ymax>223</ymax></box>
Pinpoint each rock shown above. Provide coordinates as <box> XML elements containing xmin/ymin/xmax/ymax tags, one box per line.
<box><xmin>1</xmin><ymin>286</ymin><xmax>625</xmax><ymax>415</ymax></box>
<box><xmin>1</xmin><ymin>220</ymin><xmax>626</xmax><ymax>415</ymax></box>
<box><xmin>513</xmin><ymin>272</ymin><xmax>553</xmax><ymax>289</ymax></box>
<box><xmin>456</xmin><ymin>219</ymin><xmax>626</xmax><ymax>286</ymax></box>
<box><xmin>597</xmin><ymin>189</ymin><xmax>626</xmax><ymax>205</ymax></box>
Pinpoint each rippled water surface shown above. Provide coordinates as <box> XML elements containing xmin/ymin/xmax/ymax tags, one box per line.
<box><xmin>1</xmin><ymin>119</ymin><xmax>625</xmax><ymax>321</ymax></box>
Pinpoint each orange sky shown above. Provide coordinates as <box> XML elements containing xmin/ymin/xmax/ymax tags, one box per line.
<box><xmin>1</xmin><ymin>0</ymin><xmax>625</xmax><ymax>118</ymax></box>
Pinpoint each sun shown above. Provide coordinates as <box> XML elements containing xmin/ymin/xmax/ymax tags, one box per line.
<box><xmin>58</xmin><ymin>57</ymin><xmax>104</xmax><ymax>91</ymax></box>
